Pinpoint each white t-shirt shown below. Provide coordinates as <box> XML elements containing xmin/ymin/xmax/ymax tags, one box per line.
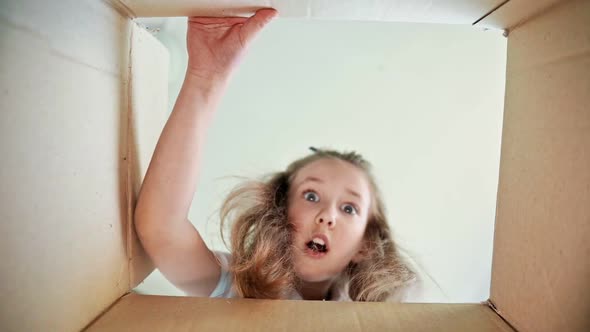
<box><xmin>208</xmin><ymin>251</ymin><xmax>241</xmax><ymax>298</ymax></box>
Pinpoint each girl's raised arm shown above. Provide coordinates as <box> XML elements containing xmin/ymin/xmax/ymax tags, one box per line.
<box><xmin>134</xmin><ymin>9</ymin><xmax>278</xmax><ymax>297</ymax></box>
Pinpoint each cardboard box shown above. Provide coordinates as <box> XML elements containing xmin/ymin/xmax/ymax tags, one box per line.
<box><xmin>0</xmin><ymin>0</ymin><xmax>588</xmax><ymax>331</ymax></box>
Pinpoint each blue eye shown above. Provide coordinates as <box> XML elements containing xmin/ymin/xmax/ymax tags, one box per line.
<box><xmin>303</xmin><ymin>191</ymin><xmax>319</xmax><ymax>202</ymax></box>
<box><xmin>342</xmin><ymin>204</ymin><xmax>358</xmax><ymax>215</ymax></box>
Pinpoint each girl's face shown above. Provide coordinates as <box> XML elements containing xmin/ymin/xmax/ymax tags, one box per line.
<box><xmin>288</xmin><ymin>158</ymin><xmax>372</xmax><ymax>283</ymax></box>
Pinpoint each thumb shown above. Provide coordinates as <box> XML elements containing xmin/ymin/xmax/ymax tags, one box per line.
<box><xmin>241</xmin><ymin>8</ymin><xmax>278</xmax><ymax>45</ymax></box>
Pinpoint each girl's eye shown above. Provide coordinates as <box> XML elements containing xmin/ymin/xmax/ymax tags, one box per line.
<box><xmin>303</xmin><ymin>191</ymin><xmax>319</xmax><ymax>202</ymax></box>
<box><xmin>342</xmin><ymin>204</ymin><xmax>358</xmax><ymax>215</ymax></box>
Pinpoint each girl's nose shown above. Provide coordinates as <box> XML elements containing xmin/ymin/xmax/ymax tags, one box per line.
<box><xmin>316</xmin><ymin>209</ymin><xmax>336</xmax><ymax>228</ymax></box>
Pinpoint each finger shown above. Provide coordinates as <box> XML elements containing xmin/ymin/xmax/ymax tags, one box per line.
<box><xmin>240</xmin><ymin>8</ymin><xmax>278</xmax><ymax>45</ymax></box>
<box><xmin>188</xmin><ymin>16</ymin><xmax>248</xmax><ymax>25</ymax></box>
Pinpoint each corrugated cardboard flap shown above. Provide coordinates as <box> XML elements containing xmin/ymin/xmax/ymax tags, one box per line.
<box><xmin>86</xmin><ymin>293</ymin><xmax>514</xmax><ymax>332</ymax></box>
<box><xmin>126</xmin><ymin>19</ymin><xmax>170</xmax><ymax>289</ymax></box>
<box><xmin>117</xmin><ymin>0</ymin><xmax>503</xmax><ymax>25</ymax></box>
<box><xmin>0</xmin><ymin>1</ymin><xmax>133</xmax><ymax>331</ymax></box>
<box><xmin>475</xmin><ymin>0</ymin><xmax>565</xmax><ymax>31</ymax></box>
<box><xmin>489</xmin><ymin>0</ymin><xmax>590</xmax><ymax>331</ymax></box>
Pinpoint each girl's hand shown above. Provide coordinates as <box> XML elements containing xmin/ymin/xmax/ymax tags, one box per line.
<box><xmin>185</xmin><ymin>8</ymin><xmax>278</xmax><ymax>85</ymax></box>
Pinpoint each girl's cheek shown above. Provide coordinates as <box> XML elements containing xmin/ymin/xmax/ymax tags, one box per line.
<box><xmin>290</xmin><ymin>221</ymin><xmax>300</xmax><ymax>233</ymax></box>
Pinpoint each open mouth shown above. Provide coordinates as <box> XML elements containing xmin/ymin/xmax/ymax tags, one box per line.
<box><xmin>306</xmin><ymin>236</ymin><xmax>329</xmax><ymax>254</ymax></box>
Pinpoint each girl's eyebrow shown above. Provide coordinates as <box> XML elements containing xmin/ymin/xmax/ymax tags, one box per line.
<box><xmin>295</xmin><ymin>176</ymin><xmax>323</xmax><ymax>191</ymax></box>
<box><xmin>297</xmin><ymin>176</ymin><xmax>363</xmax><ymax>201</ymax></box>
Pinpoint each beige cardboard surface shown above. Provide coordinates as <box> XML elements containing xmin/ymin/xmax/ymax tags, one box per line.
<box><xmin>476</xmin><ymin>0</ymin><xmax>565</xmax><ymax>31</ymax></box>
<box><xmin>0</xmin><ymin>1</ymin><xmax>131</xmax><ymax>331</ymax></box>
<box><xmin>3</xmin><ymin>0</ymin><xmax>587</xmax><ymax>331</ymax></box>
<box><xmin>118</xmin><ymin>0</ymin><xmax>502</xmax><ymax>25</ymax></box>
<box><xmin>491</xmin><ymin>0</ymin><xmax>590</xmax><ymax>331</ymax></box>
<box><xmin>127</xmin><ymin>21</ymin><xmax>170</xmax><ymax>289</ymax></box>
<box><xmin>87</xmin><ymin>293</ymin><xmax>514</xmax><ymax>332</ymax></box>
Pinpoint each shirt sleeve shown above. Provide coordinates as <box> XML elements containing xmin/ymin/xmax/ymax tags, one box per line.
<box><xmin>209</xmin><ymin>251</ymin><xmax>233</xmax><ymax>298</ymax></box>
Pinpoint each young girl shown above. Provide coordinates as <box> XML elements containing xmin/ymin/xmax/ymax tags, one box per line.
<box><xmin>134</xmin><ymin>8</ymin><xmax>416</xmax><ymax>302</ymax></box>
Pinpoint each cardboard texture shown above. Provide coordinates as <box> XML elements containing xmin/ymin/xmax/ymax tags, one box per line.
<box><xmin>0</xmin><ymin>1</ymin><xmax>132</xmax><ymax>331</ymax></box>
<box><xmin>126</xmin><ymin>16</ymin><xmax>170</xmax><ymax>289</ymax></box>
<box><xmin>117</xmin><ymin>0</ymin><xmax>503</xmax><ymax>25</ymax></box>
<box><xmin>86</xmin><ymin>293</ymin><xmax>514</xmax><ymax>332</ymax></box>
<box><xmin>1</xmin><ymin>0</ymin><xmax>588</xmax><ymax>331</ymax></box>
<box><xmin>0</xmin><ymin>1</ymin><xmax>164</xmax><ymax>330</ymax></box>
<box><xmin>489</xmin><ymin>0</ymin><xmax>590</xmax><ymax>331</ymax></box>
<box><xmin>477</xmin><ymin>0</ymin><xmax>564</xmax><ymax>31</ymax></box>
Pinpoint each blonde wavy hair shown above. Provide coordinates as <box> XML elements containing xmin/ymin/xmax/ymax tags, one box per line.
<box><xmin>220</xmin><ymin>148</ymin><xmax>416</xmax><ymax>301</ymax></box>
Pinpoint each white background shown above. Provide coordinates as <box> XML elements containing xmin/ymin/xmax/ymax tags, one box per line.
<box><xmin>133</xmin><ymin>17</ymin><xmax>507</xmax><ymax>303</ymax></box>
